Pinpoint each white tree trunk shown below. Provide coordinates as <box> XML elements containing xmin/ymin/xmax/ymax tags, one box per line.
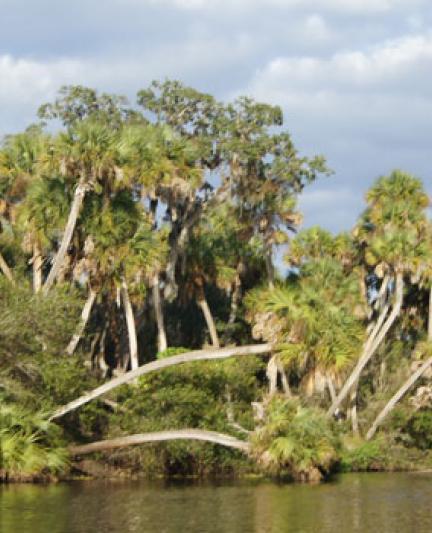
<box><xmin>43</xmin><ymin>181</ymin><xmax>87</xmax><ymax>293</ymax></box>
<box><xmin>228</xmin><ymin>263</ymin><xmax>243</xmax><ymax>325</ymax></box>
<box><xmin>152</xmin><ymin>273</ymin><xmax>167</xmax><ymax>353</ymax></box>
<box><xmin>0</xmin><ymin>251</ymin><xmax>14</xmax><ymax>284</ymax></box>
<box><xmin>328</xmin><ymin>273</ymin><xmax>404</xmax><ymax>417</ymax></box>
<box><xmin>121</xmin><ymin>280</ymin><xmax>139</xmax><ymax>371</ymax></box>
<box><xmin>69</xmin><ymin>429</ymin><xmax>250</xmax><ymax>455</ymax></box>
<box><xmin>366</xmin><ymin>356</ymin><xmax>432</xmax><ymax>440</ymax></box>
<box><xmin>197</xmin><ymin>293</ymin><xmax>220</xmax><ymax>348</ymax></box>
<box><xmin>32</xmin><ymin>243</ymin><xmax>43</xmax><ymax>293</ymax></box>
<box><xmin>265</xmin><ymin>250</ymin><xmax>275</xmax><ymax>290</ymax></box>
<box><xmin>349</xmin><ymin>381</ymin><xmax>359</xmax><ymax>435</ymax></box>
<box><xmin>50</xmin><ymin>343</ymin><xmax>272</xmax><ymax>420</ymax></box>
<box><xmin>326</xmin><ymin>375</ymin><xmax>337</xmax><ymax>404</ymax></box>
<box><xmin>66</xmin><ymin>288</ymin><xmax>97</xmax><ymax>356</ymax></box>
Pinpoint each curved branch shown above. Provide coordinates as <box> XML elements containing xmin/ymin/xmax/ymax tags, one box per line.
<box><xmin>328</xmin><ymin>273</ymin><xmax>404</xmax><ymax>417</ymax></box>
<box><xmin>69</xmin><ymin>429</ymin><xmax>250</xmax><ymax>455</ymax></box>
<box><xmin>50</xmin><ymin>343</ymin><xmax>272</xmax><ymax>421</ymax></box>
<box><xmin>366</xmin><ymin>356</ymin><xmax>432</xmax><ymax>441</ymax></box>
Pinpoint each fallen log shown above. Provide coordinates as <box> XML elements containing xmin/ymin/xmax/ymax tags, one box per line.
<box><xmin>69</xmin><ymin>429</ymin><xmax>250</xmax><ymax>455</ymax></box>
<box><xmin>50</xmin><ymin>343</ymin><xmax>272</xmax><ymax>421</ymax></box>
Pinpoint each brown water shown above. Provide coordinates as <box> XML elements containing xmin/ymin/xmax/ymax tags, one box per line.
<box><xmin>1</xmin><ymin>473</ymin><xmax>431</xmax><ymax>532</ymax></box>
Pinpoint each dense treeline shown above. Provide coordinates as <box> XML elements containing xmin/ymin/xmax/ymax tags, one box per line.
<box><xmin>0</xmin><ymin>82</ymin><xmax>431</xmax><ymax>483</ymax></box>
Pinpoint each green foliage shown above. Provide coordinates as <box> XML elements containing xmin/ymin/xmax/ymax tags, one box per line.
<box><xmin>110</xmin><ymin>357</ymin><xmax>264</xmax><ymax>476</ymax></box>
<box><xmin>246</xmin><ymin>259</ymin><xmax>365</xmax><ymax>374</ymax></box>
<box><xmin>340</xmin><ymin>439</ymin><xmax>388</xmax><ymax>472</ymax></box>
<box><xmin>1</xmin><ymin>82</ymin><xmax>432</xmax><ymax>484</ymax></box>
<box><xmin>0</xmin><ymin>404</ymin><xmax>68</xmax><ymax>481</ymax></box>
<box><xmin>0</xmin><ymin>279</ymin><xmax>81</xmax><ymax>361</ymax></box>
<box><xmin>250</xmin><ymin>397</ymin><xmax>340</xmax><ymax>481</ymax></box>
<box><xmin>405</xmin><ymin>410</ymin><xmax>432</xmax><ymax>450</ymax></box>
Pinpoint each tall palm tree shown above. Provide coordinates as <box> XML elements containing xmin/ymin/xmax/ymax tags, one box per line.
<box><xmin>42</xmin><ymin>120</ymin><xmax>120</xmax><ymax>293</ymax></box>
<box><xmin>328</xmin><ymin>171</ymin><xmax>430</xmax><ymax>417</ymax></box>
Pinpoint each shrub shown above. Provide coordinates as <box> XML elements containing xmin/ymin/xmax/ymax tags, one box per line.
<box><xmin>250</xmin><ymin>396</ymin><xmax>340</xmax><ymax>482</ymax></box>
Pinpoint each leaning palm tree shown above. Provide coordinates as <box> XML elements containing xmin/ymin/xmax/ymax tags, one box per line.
<box><xmin>42</xmin><ymin>119</ymin><xmax>120</xmax><ymax>293</ymax></box>
<box><xmin>328</xmin><ymin>171</ymin><xmax>430</xmax><ymax>417</ymax></box>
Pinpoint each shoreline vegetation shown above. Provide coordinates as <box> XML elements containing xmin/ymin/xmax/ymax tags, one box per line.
<box><xmin>0</xmin><ymin>81</ymin><xmax>431</xmax><ymax>484</ymax></box>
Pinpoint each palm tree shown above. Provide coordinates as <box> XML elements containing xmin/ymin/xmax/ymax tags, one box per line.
<box><xmin>246</xmin><ymin>257</ymin><xmax>365</xmax><ymax>399</ymax></box>
<box><xmin>0</xmin><ymin>127</ymin><xmax>50</xmax><ymax>287</ymax></box>
<box><xmin>42</xmin><ymin>119</ymin><xmax>120</xmax><ymax>293</ymax></box>
<box><xmin>328</xmin><ymin>171</ymin><xmax>430</xmax><ymax>417</ymax></box>
<box><xmin>366</xmin><ymin>341</ymin><xmax>432</xmax><ymax>440</ymax></box>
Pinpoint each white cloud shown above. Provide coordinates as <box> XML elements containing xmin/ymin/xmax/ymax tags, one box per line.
<box><xmin>145</xmin><ymin>0</ymin><xmax>426</xmax><ymax>14</ymax></box>
<box><xmin>250</xmin><ymin>33</ymin><xmax>432</xmax><ymax>93</ymax></box>
<box><xmin>304</xmin><ymin>14</ymin><xmax>332</xmax><ymax>41</ymax></box>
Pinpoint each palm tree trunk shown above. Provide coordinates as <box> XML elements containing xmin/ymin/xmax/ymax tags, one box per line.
<box><xmin>197</xmin><ymin>290</ymin><xmax>220</xmax><ymax>348</ymax></box>
<box><xmin>69</xmin><ymin>429</ymin><xmax>250</xmax><ymax>456</ymax></box>
<box><xmin>121</xmin><ymin>280</ymin><xmax>139</xmax><ymax>371</ymax></box>
<box><xmin>265</xmin><ymin>249</ymin><xmax>275</xmax><ymax>290</ymax></box>
<box><xmin>66</xmin><ymin>288</ymin><xmax>97</xmax><ymax>355</ymax></box>
<box><xmin>43</xmin><ymin>181</ymin><xmax>87</xmax><ymax>293</ymax></box>
<box><xmin>228</xmin><ymin>262</ymin><xmax>243</xmax><ymax>325</ymax></box>
<box><xmin>366</xmin><ymin>355</ymin><xmax>432</xmax><ymax>441</ymax></box>
<box><xmin>328</xmin><ymin>273</ymin><xmax>404</xmax><ymax>417</ymax></box>
<box><xmin>266</xmin><ymin>355</ymin><xmax>278</xmax><ymax>395</ymax></box>
<box><xmin>277</xmin><ymin>359</ymin><xmax>292</xmax><ymax>397</ymax></box>
<box><xmin>49</xmin><ymin>343</ymin><xmax>272</xmax><ymax>420</ymax></box>
<box><xmin>326</xmin><ymin>375</ymin><xmax>337</xmax><ymax>404</ymax></box>
<box><xmin>428</xmin><ymin>286</ymin><xmax>432</xmax><ymax>341</ymax></box>
<box><xmin>349</xmin><ymin>380</ymin><xmax>359</xmax><ymax>435</ymax></box>
<box><xmin>32</xmin><ymin>243</ymin><xmax>43</xmax><ymax>293</ymax></box>
<box><xmin>0</xmin><ymin>250</ymin><xmax>14</xmax><ymax>284</ymax></box>
<box><xmin>152</xmin><ymin>273</ymin><xmax>167</xmax><ymax>353</ymax></box>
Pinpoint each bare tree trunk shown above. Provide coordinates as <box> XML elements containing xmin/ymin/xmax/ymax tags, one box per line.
<box><xmin>276</xmin><ymin>358</ymin><xmax>291</xmax><ymax>397</ymax></box>
<box><xmin>164</xmin><ymin>205</ymin><xmax>201</xmax><ymax>301</ymax></box>
<box><xmin>69</xmin><ymin>429</ymin><xmax>250</xmax><ymax>456</ymax></box>
<box><xmin>428</xmin><ymin>286</ymin><xmax>432</xmax><ymax>341</ymax></box>
<box><xmin>0</xmin><ymin>250</ymin><xmax>14</xmax><ymax>284</ymax></box>
<box><xmin>266</xmin><ymin>355</ymin><xmax>278</xmax><ymax>396</ymax></box>
<box><xmin>32</xmin><ymin>243</ymin><xmax>43</xmax><ymax>293</ymax></box>
<box><xmin>43</xmin><ymin>181</ymin><xmax>87</xmax><ymax>293</ymax></box>
<box><xmin>66</xmin><ymin>288</ymin><xmax>97</xmax><ymax>355</ymax></box>
<box><xmin>326</xmin><ymin>375</ymin><xmax>337</xmax><ymax>404</ymax></box>
<box><xmin>366</xmin><ymin>356</ymin><xmax>432</xmax><ymax>441</ymax></box>
<box><xmin>121</xmin><ymin>280</ymin><xmax>139</xmax><ymax>371</ymax></box>
<box><xmin>50</xmin><ymin>343</ymin><xmax>272</xmax><ymax>420</ymax></box>
<box><xmin>349</xmin><ymin>380</ymin><xmax>359</xmax><ymax>435</ymax></box>
<box><xmin>265</xmin><ymin>249</ymin><xmax>275</xmax><ymax>290</ymax></box>
<box><xmin>197</xmin><ymin>290</ymin><xmax>220</xmax><ymax>348</ymax></box>
<box><xmin>328</xmin><ymin>273</ymin><xmax>404</xmax><ymax>417</ymax></box>
<box><xmin>228</xmin><ymin>262</ymin><xmax>243</xmax><ymax>325</ymax></box>
<box><xmin>152</xmin><ymin>273</ymin><xmax>167</xmax><ymax>353</ymax></box>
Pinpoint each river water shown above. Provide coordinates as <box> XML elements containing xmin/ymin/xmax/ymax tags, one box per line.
<box><xmin>1</xmin><ymin>472</ymin><xmax>431</xmax><ymax>532</ymax></box>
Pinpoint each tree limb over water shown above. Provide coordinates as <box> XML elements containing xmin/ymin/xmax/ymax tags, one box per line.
<box><xmin>50</xmin><ymin>344</ymin><xmax>272</xmax><ymax>421</ymax></box>
<box><xmin>69</xmin><ymin>429</ymin><xmax>250</xmax><ymax>455</ymax></box>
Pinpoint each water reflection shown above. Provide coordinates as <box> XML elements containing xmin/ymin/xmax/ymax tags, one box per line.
<box><xmin>1</xmin><ymin>473</ymin><xmax>431</xmax><ymax>533</ymax></box>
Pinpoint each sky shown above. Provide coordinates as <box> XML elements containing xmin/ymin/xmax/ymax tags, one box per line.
<box><xmin>1</xmin><ymin>0</ymin><xmax>431</xmax><ymax>232</ymax></box>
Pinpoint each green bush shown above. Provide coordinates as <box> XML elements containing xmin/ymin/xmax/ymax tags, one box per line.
<box><xmin>0</xmin><ymin>404</ymin><xmax>69</xmax><ymax>482</ymax></box>
<box><xmin>340</xmin><ymin>439</ymin><xmax>388</xmax><ymax>472</ymax></box>
<box><xmin>250</xmin><ymin>396</ymin><xmax>340</xmax><ymax>482</ymax></box>
<box><xmin>109</xmin><ymin>356</ymin><xmax>264</xmax><ymax>476</ymax></box>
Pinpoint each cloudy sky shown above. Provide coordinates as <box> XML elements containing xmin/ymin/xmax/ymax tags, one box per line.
<box><xmin>1</xmin><ymin>0</ymin><xmax>431</xmax><ymax>231</ymax></box>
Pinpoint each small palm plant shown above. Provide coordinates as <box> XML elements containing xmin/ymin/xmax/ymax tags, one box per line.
<box><xmin>250</xmin><ymin>396</ymin><xmax>340</xmax><ymax>481</ymax></box>
<box><xmin>0</xmin><ymin>404</ymin><xmax>68</xmax><ymax>482</ymax></box>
